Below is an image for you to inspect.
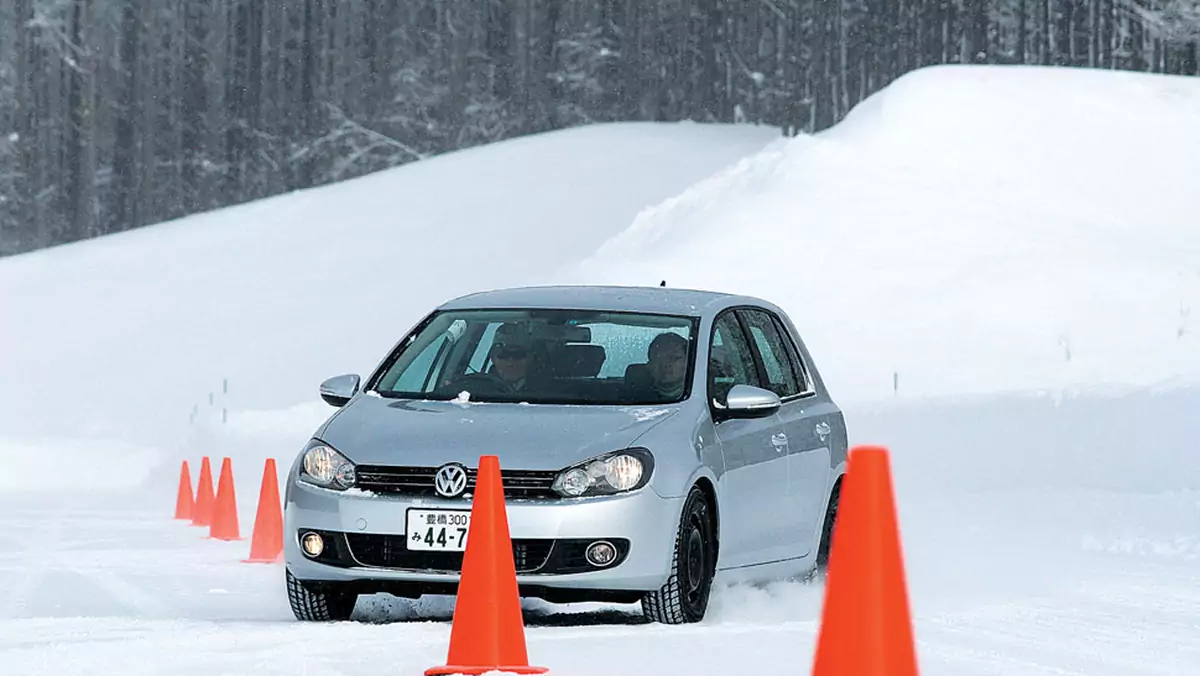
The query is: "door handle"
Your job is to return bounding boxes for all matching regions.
[815,422,831,440]
[771,433,788,451]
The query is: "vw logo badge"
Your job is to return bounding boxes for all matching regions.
[433,463,469,498]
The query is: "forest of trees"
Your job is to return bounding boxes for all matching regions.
[1,0,1197,257]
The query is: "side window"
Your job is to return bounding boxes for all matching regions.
[741,309,801,398]
[708,312,761,403]
[772,315,813,393]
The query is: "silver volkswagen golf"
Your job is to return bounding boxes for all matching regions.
[284,285,847,624]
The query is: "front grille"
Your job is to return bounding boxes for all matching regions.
[354,465,559,499]
[345,533,554,573]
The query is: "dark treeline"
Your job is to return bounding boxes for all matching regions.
[1,0,1197,256]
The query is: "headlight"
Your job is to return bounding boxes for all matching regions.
[299,440,357,490]
[552,448,654,498]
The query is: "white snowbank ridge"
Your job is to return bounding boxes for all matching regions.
[575,65,1200,403]
[0,121,779,464]
[0,438,159,493]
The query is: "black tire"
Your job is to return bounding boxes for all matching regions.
[815,481,841,571]
[286,568,358,621]
[641,486,717,625]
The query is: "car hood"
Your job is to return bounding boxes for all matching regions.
[316,394,682,470]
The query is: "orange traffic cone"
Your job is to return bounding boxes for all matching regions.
[243,458,283,563]
[174,460,194,520]
[208,457,241,541]
[426,455,547,676]
[191,456,215,527]
[811,445,919,675]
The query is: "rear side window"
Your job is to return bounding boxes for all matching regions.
[587,323,688,378]
[770,314,814,395]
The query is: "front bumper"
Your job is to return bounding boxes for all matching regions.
[283,475,684,603]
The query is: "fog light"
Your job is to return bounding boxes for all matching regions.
[301,532,324,558]
[585,540,617,567]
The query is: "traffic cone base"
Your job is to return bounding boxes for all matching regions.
[811,445,918,676]
[426,666,547,675]
[242,554,282,563]
[426,455,547,676]
[243,458,284,563]
[208,456,241,541]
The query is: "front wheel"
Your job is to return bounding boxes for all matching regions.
[816,481,841,571]
[641,487,717,624]
[800,481,842,584]
[286,568,358,621]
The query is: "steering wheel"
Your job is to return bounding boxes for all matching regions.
[441,371,516,396]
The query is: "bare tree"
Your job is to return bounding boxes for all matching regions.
[0,0,1196,257]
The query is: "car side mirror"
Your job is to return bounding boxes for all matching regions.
[319,374,361,407]
[720,384,781,419]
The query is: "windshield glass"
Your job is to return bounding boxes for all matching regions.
[370,308,698,405]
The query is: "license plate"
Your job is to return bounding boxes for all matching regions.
[406,508,471,551]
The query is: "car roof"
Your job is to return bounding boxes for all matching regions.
[437,284,772,317]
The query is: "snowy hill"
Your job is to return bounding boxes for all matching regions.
[0,121,779,476]
[2,65,1200,676]
[576,65,1200,403]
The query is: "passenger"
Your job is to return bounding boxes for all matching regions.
[643,332,689,400]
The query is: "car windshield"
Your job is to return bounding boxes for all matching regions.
[369,308,698,405]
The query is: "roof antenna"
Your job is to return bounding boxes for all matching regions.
[660,280,666,287]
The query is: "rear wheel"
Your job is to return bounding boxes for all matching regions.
[286,568,358,621]
[641,486,717,624]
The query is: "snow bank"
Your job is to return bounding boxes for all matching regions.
[574,65,1200,403]
[0,438,160,494]
[0,121,779,489]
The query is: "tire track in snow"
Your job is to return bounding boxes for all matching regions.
[0,510,64,619]
[919,592,1200,676]
[0,507,183,620]
[78,566,177,619]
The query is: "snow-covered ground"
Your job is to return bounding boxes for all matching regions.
[3,65,1200,675]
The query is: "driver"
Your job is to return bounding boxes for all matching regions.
[490,322,537,391]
